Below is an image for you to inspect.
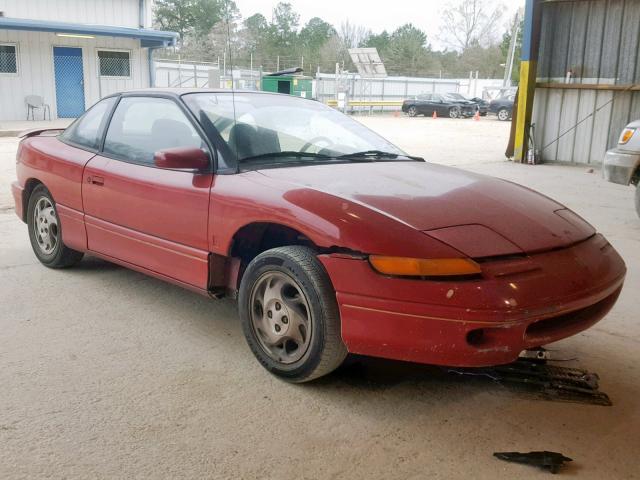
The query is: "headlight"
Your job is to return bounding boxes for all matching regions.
[369,256,481,277]
[619,128,636,145]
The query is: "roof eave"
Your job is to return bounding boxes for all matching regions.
[0,17,178,48]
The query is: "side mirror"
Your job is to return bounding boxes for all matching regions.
[154,147,209,170]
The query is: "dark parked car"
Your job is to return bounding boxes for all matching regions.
[489,94,516,121]
[402,93,476,118]
[446,93,489,116]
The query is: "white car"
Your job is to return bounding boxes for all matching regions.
[603,120,640,217]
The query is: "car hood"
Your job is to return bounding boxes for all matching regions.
[256,162,595,256]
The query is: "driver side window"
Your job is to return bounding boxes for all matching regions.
[103,97,205,165]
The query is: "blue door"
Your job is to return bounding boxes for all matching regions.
[53,47,86,118]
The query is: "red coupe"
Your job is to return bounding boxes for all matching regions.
[12,89,626,382]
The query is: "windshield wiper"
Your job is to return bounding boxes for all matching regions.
[240,151,332,163]
[337,150,424,161]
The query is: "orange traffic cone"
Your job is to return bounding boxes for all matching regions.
[473,110,480,121]
[432,110,438,119]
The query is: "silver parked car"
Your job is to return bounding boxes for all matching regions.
[603,120,640,217]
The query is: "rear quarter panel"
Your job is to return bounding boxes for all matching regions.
[17,136,96,251]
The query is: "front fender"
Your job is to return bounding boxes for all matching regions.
[209,172,464,259]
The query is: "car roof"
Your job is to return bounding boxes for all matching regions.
[112,88,288,98]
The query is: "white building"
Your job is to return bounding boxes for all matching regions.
[0,0,177,121]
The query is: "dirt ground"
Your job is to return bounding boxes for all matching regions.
[1,115,639,479]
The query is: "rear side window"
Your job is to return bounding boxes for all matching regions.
[61,97,117,150]
[103,97,204,165]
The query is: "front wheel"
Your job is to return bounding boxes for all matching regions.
[407,106,418,117]
[449,106,461,119]
[497,108,511,121]
[27,184,83,268]
[238,246,347,382]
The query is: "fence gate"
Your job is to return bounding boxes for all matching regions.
[53,47,86,118]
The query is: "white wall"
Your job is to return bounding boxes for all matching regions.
[0,0,146,28]
[0,30,150,121]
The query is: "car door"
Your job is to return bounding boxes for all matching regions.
[431,95,447,116]
[416,94,432,115]
[82,95,214,290]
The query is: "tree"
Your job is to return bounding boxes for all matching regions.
[363,31,391,53]
[383,24,436,76]
[154,0,238,48]
[241,13,269,54]
[299,17,336,71]
[154,0,200,44]
[318,34,350,72]
[500,13,523,84]
[339,20,370,49]
[299,17,335,51]
[269,2,300,49]
[440,0,506,51]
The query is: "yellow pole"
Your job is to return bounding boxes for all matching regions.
[513,0,543,163]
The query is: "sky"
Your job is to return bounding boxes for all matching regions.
[233,0,525,50]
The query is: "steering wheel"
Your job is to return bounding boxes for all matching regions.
[300,136,333,153]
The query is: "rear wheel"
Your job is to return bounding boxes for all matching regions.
[497,108,510,121]
[407,106,418,117]
[238,246,347,382]
[27,185,83,268]
[449,106,461,119]
[635,182,640,219]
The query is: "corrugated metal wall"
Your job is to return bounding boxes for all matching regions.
[0,30,150,121]
[532,0,640,164]
[0,0,144,29]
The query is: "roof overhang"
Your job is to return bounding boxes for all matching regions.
[0,17,178,48]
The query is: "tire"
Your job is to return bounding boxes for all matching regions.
[497,108,510,121]
[449,106,461,119]
[635,182,640,219]
[238,246,347,383]
[407,106,418,117]
[27,184,83,268]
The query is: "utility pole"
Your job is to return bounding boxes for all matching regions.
[504,10,521,87]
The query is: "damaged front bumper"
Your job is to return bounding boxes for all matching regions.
[319,234,626,367]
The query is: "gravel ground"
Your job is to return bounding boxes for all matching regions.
[1,115,639,479]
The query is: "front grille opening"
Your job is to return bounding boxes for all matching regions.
[525,288,621,340]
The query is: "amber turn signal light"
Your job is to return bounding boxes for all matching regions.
[369,256,482,277]
[619,128,635,145]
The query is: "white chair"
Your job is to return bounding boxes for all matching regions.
[26,95,51,121]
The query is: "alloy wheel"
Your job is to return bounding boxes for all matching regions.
[498,109,510,121]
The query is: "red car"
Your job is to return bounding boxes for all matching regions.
[12,89,626,382]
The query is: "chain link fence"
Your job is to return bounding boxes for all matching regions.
[153,59,505,113]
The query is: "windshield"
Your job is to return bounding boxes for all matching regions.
[183,92,406,165]
[444,93,465,101]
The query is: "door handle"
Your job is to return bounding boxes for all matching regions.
[87,176,104,186]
